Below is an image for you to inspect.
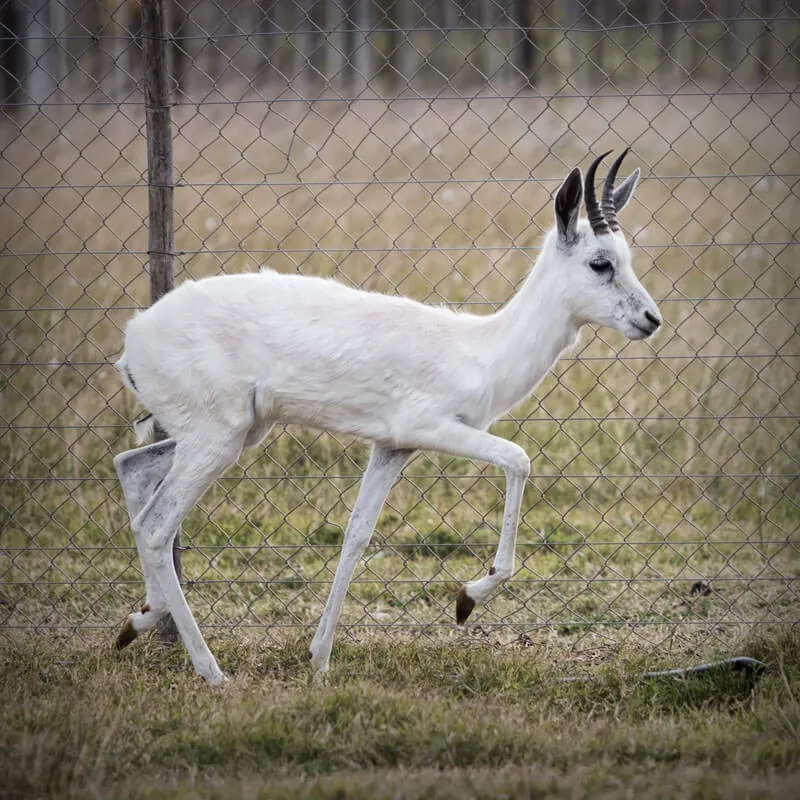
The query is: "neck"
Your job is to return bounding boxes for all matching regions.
[479,251,580,420]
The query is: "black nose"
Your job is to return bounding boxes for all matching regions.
[644,310,661,329]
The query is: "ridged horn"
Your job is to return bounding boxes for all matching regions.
[585,151,612,236]
[602,147,630,232]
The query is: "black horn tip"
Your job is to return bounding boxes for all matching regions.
[586,150,614,181]
[585,150,613,236]
[606,148,631,186]
[603,148,631,233]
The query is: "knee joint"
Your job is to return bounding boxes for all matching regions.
[506,446,531,479]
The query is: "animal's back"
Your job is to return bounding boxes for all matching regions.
[118,271,489,444]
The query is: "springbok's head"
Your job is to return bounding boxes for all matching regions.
[551,150,661,340]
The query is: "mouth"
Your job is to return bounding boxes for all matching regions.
[628,321,657,339]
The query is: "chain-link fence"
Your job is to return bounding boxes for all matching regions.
[2,1,798,660]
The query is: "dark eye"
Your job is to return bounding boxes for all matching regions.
[589,258,613,274]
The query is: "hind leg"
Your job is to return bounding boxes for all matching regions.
[133,435,244,684]
[114,439,176,648]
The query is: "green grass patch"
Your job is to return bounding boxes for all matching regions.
[1,627,798,799]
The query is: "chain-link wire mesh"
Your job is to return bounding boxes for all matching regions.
[2,1,798,660]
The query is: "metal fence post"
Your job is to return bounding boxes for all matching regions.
[141,0,179,645]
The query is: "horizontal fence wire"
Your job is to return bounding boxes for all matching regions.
[1,0,799,660]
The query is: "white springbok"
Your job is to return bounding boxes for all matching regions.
[113,150,661,684]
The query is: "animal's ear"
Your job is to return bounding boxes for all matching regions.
[613,168,640,214]
[554,167,583,246]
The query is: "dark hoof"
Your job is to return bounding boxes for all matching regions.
[115,618,138,650]
[455,587,476,625]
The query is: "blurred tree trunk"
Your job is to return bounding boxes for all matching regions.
[587,0,608,89]
[271,0,293,81]
[170,0,190,99]
[441,0,459,35]
[656,0,679,87]
[757,0,778,81]
[512,0,534,87]
[396,0,420,89]
[351,0,375,94]
[722,0,746,84]
[657,0,697,86]
[436,0,463,86]
[253,0,279,87]
[1,1,23,107]
[476,0,505,87]
[226,0,262,91]
[20,0,59,106]
[552,0,582,91]
[48,0,68,89]
[105,0,140,102]
[525,1,557,87]
[183,0,226,96]
[325,0,348,90]
[291,0,317,86]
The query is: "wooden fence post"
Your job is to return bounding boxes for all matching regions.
[141,0,180,645]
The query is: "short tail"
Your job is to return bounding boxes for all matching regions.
[133,413,155,445]
[115,353,135,392]
[115,351,157,445]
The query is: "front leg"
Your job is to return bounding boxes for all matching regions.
[455,457,526,623]
[408,423,530,625]
[309,444,413,676]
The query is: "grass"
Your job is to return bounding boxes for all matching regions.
[1,626,799,798]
